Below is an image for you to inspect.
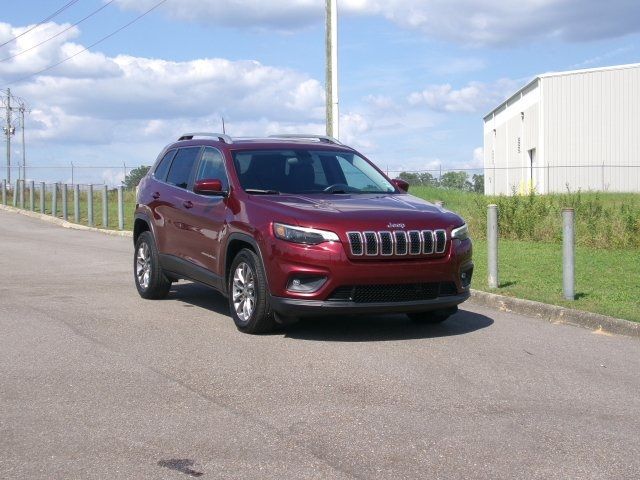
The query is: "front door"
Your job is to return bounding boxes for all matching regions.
[180,147,230,280]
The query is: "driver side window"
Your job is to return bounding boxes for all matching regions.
[195,147,229,190]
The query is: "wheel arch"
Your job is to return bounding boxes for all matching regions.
[133,213,154,244]
[224,233,270,292]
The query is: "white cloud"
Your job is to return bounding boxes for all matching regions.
[408,79,518,113]
[0,22,326,149]
[112,0,640,45]
[365,94,399,112]
[101,168,125,186]
[0,22,120,78]
[473,146,483,166]
[339,112,372,149]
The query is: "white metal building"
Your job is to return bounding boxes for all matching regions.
[483,63,640,195]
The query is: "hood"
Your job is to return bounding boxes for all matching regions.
[251,193,464,232]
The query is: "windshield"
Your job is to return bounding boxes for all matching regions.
[231,149,396,194]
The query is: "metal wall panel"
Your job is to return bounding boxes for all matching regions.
[542,65,640,193]
[485,64,640,194]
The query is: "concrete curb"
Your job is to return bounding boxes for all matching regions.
[469,289,640,338]
[0,204,133,238]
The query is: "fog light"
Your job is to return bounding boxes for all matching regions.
[287,275,327,293]
[461,267,473,288]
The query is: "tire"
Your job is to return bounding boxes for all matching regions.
[407,306,458,324]
[227,248,276,334]
[134,231,172,299]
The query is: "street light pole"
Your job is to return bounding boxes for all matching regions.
[325,0,339,139]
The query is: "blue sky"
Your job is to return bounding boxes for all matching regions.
[1,0,639,184]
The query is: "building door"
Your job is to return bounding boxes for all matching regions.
[528,148,537,193]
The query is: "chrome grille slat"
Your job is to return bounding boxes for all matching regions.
[363,231,378,256]
[435,229,446,253]
[379,231,393,255]
[346,229,447,257]
[408,230,421,255]
[422,230,434,254]
[347,231,363,256]
[393,231,408,255]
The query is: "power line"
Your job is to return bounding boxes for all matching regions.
[0,0,82,49]
[1,0,117,63]
[4,0,168,87]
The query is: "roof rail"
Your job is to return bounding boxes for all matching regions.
[178,132,233,144]
[268,134,342,145]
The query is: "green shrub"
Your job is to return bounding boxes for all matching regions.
[410,185,640,249]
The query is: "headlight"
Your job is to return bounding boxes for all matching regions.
[451,223,469,241]
[273,223,339,245]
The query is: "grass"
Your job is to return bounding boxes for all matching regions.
[411,185,640,249]
[472,239,640,323]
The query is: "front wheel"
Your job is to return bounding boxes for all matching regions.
[134,231,171,299]
[228,249,276,334]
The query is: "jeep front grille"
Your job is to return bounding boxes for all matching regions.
[346,229,447,257]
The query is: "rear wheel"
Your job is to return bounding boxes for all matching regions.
[134,231,171,299]
[407,306,458,324]
[228,249,276,334]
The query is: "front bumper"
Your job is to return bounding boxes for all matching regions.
[263,235,473,302]
[270,291,470,317]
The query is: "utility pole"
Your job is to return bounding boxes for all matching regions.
[20,104,26,182]
[4,89,12,183]
[325,0,339,139]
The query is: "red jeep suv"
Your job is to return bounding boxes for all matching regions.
[134,133,473,333]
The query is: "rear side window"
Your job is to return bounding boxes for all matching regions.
[154,150,175,181]
[166,147,200,189]
[195,147,229,190]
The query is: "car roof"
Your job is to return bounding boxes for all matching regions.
[165,137,356,153]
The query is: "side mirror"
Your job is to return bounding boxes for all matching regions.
[392,178,409,193]
[194,179,227,196]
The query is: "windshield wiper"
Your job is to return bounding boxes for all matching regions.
[245,189,280,195]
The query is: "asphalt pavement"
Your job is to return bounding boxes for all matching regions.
[1,209,639,479]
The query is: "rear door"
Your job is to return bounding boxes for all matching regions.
[145,149,176,254]
[161,146,202,261]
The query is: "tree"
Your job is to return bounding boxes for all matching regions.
[440,171,471,190]
[419,172,438,187]
[398,171,421,185]
[124,165,151,188]
[397,171,439,187]
[472,174,484,193]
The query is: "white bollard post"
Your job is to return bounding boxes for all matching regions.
[40,182,45,213]
[87,184,94,227]
[487,204,499,289]
[563,208,575,300]
[117,186,124,230]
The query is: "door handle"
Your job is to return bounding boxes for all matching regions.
[152,192,160,199]
[183,200,194,209]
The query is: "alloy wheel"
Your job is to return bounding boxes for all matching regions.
[232,262,256,322]
[136,242,151,289]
